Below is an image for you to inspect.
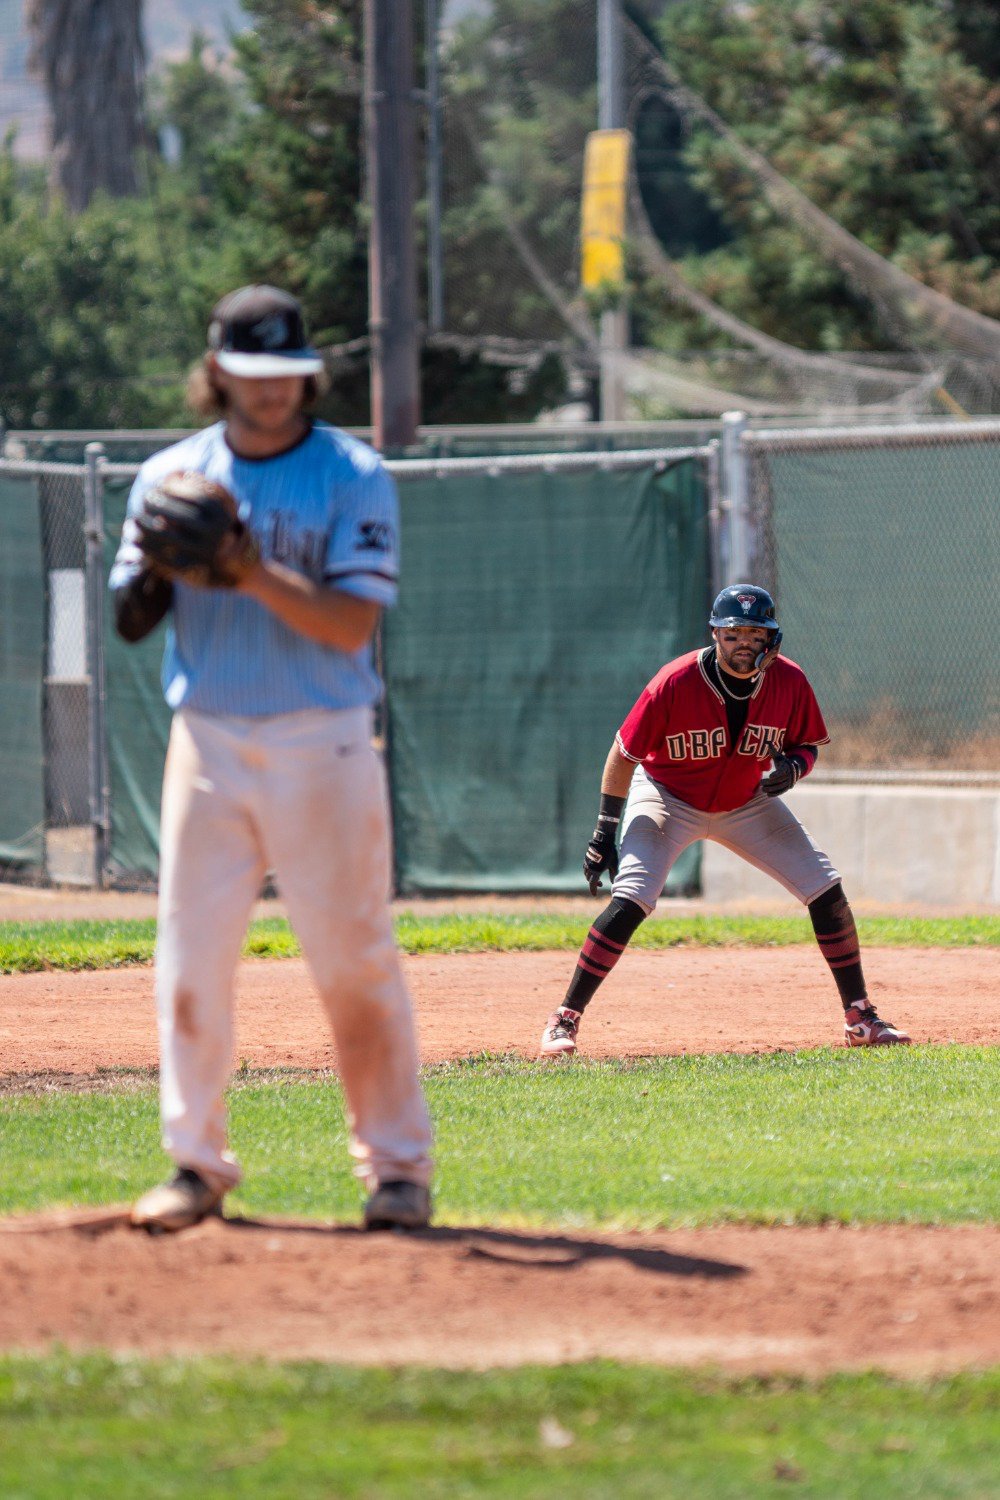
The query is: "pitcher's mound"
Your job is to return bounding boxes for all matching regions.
[0,1213,996,1375]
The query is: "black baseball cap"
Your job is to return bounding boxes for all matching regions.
[207,285,325,377]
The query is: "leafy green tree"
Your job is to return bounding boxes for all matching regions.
[1,0,571,432]
[218,1,368,350]
[151,31,242,196]
[147,0,560,426]
[656,0,1000,349]
[440,0,597,344]
[947,1,1000,80]
[0,145,178,426]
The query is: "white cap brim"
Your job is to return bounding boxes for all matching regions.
[215,350,325,377]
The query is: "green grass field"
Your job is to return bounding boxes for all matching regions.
[2,1051,996,1225]
[1,1357,997,1498]
[0,911,995,973]
[2,918,996,1495]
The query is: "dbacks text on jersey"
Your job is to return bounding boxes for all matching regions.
[663,725,787,760]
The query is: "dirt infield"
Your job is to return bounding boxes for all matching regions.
[0,946,996,1076]
[0,1212,997,1375]
[0,945,996,1374]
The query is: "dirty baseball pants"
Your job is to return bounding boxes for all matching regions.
[155,705,432,1195]
[613,766,840,912]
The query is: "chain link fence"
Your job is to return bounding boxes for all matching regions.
[0,455,104,884]
[739,419,1000,770]
[1,420,996,888]
[99,447,711,893]
[3,421,718,465]
[4,413,974,466]
[0,442,712,889]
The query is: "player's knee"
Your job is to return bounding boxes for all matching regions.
[587,895,649,956]
[331,985,406,1059]
[308,920,396,993]
[808,881,850,924]
[320,962,409,1029]
[605,896,649,940]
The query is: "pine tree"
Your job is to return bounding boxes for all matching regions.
[657,0,1000,346]
[28,0,147,212]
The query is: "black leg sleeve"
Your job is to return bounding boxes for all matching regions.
[563,897,647,1013]
[808,882,868,1010]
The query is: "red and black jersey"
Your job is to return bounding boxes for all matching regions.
[617,648,829,813]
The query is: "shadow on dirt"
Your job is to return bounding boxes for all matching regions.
[0,1207,747,1279]
[221,1214,747,1280]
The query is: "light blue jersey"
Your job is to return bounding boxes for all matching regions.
[109,421,399,714]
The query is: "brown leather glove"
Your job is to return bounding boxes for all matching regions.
[134,471,260,588]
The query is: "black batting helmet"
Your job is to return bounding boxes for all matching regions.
[709,583,780,633]
[709,584,783,666]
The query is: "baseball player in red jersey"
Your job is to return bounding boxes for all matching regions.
[540,584,911,1056]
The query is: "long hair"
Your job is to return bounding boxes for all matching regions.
[185,355,329,418]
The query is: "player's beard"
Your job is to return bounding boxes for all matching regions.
[716,640,760,678]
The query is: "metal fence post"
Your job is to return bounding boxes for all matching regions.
[720,410,750,583]
[83,443,110,887]
[704,439,724,600]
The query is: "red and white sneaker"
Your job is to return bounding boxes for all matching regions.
[540,1006,582,1057]
[844,1005,911,1047]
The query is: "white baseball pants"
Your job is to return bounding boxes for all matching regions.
[613,766,840,913]
[155,705,432,1194]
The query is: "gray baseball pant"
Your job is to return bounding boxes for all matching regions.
[612,767,840,913]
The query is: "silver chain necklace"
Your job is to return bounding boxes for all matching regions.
[712,651,758,701]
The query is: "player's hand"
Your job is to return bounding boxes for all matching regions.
[760,753,804,798]
[583,825,619,895]
[135,471,259,589]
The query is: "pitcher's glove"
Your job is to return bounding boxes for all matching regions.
[134,471,260,588]
[760,752,807,798]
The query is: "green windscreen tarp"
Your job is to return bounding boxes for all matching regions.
[0,475,46,866]
[101,458,709,892]
[385,458,708,892]
[763,443,1000,761]
[103,477,171,879]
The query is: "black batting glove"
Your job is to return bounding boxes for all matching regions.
[583,793,626,894]
[760,753,806,798]
[583,826,619,895]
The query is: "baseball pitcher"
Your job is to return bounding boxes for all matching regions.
[540,585,911,1056]
[111,285,433,1232]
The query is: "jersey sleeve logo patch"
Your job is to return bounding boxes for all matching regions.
[358,520,393,552]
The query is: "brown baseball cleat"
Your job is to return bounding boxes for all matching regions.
[844,1005,912,1047]
[539,1006,582,1057]
[363,1179,432,1231]
[131,1167,226,1234]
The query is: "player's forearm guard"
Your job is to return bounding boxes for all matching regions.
[597,792,627,827]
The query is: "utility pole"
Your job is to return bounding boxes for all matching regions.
[425,0,445,333]
[365,0,421,450]
[597,0,628,421]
